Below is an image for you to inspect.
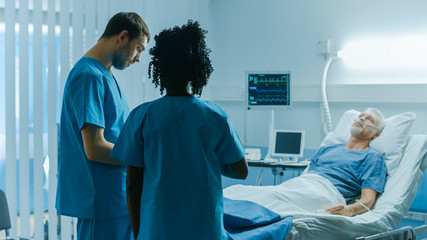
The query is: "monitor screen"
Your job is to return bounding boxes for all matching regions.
[247,72,291,109]
[272,130,305,158]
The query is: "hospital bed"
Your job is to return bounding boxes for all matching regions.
[225,110,427,239]
[286,134,427,240]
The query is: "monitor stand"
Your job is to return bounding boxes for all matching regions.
[280,156,298,163]
[266,110,275,159]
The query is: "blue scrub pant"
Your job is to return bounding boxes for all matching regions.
[77,215,132,240]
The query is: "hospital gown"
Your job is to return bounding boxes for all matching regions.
[309,144,387,202]
[111,96,245,240]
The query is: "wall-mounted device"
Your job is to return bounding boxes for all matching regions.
[246,72,291,110]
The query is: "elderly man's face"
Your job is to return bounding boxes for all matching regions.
[350,111,381,140]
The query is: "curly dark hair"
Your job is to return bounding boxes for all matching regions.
[148,20,213,97]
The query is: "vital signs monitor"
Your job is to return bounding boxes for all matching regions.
[246,72,291,110]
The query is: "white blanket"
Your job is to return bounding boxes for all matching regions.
[223,173,346,217]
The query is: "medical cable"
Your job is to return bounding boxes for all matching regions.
[357,200,394,240]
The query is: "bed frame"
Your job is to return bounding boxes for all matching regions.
[356,225,427,240]
[357,212,427,240]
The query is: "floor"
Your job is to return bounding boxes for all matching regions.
[1,216,426,239]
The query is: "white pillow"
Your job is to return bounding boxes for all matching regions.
[322,109,416,176]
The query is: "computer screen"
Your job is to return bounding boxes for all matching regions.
[247,72,291,109]
[271,129,305,159]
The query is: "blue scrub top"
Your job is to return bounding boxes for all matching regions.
[111,96,245,240]
[56,57,130,219]
[309,144,387,203]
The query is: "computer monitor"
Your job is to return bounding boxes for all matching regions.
[271,129,305,161]
[246,72,291,110]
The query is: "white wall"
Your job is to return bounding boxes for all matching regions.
[117,0,427,150]
[209,0,427,149]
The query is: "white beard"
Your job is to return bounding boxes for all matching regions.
[350,125,363,135]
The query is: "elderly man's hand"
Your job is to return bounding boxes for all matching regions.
[325,205,352,216]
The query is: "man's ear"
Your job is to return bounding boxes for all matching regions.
[117,30,129,44]
[372,130,381,140]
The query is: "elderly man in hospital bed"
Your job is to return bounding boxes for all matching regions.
[224,107,387,217]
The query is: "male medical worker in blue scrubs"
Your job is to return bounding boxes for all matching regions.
[111,20,249,240]
[56,12,150,240]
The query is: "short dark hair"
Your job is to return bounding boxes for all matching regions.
[100,12,150,42]
[148,20,213,97]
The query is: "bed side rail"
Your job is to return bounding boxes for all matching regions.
[355,226,416,240]
[414,223,427,237]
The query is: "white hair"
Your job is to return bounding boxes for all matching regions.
[365,107,386,131]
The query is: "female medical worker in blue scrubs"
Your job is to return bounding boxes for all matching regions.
[111,20,249,240]
[56,13,150,240]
